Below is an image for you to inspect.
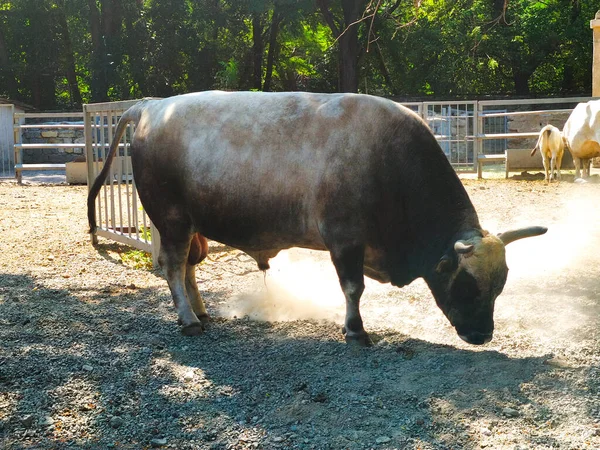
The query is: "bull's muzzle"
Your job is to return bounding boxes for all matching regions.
[458,330,493,345]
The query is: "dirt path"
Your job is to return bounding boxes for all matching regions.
[0,177,599,449]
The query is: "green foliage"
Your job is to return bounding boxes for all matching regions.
[120,249,153,270]
[0,0,595,107]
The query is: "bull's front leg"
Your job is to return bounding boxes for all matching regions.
[329,245,371,347]
[159,240,204,336]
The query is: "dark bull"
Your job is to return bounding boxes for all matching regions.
[88,91,547,346]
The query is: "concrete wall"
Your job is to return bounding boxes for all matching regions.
[507,112,571,150]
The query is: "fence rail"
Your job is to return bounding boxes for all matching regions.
[13,111,85,183]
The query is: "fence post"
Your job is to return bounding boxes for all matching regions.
[476,101,483,178]
[83,104,98,245]
[591,11,600,97]
[13,107,23,184]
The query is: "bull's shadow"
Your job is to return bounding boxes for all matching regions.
[1,272,596,450]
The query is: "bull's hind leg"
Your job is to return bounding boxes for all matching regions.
[328,244,371,347]
[159,235,204,336]
[185,233,210,325]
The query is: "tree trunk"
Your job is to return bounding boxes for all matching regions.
[88,0,108,102]
[57,2,83,107]
[318,0,366,93]
[513,69,531,96]
[338,0,364,92]
[263,10,283,92]
[252,14,264,90]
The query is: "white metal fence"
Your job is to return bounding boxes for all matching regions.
[13,111,84,183]
[84,100,160,265]
[0,104,15,178]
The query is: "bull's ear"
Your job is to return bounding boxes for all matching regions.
[436,255,454,273]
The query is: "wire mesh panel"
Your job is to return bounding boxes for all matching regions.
[422,101,477,171]
[84,100,160,264]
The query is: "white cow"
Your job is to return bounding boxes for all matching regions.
[530,124,564,182]
[563,99,600,179]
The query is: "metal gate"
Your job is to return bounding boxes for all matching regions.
[0,104,15,178]
[84,100,160,265]
[421,101,477,170]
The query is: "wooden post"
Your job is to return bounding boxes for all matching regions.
[591,11,600,97]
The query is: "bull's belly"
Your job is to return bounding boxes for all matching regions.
[573,140,600,159]
[189,207,325,254]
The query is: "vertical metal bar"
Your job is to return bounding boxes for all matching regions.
[132,168,140,241]
[94,113,103,232]
[124,123,132,238]
[476,102,482,177]
[13,110,22,184]
[107,111,116,232]
[100,112,109,230]
[141,207,149,244]
[114,114,124,234]
[83,105,98,244]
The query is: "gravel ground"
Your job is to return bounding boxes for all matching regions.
[1,173,599,450]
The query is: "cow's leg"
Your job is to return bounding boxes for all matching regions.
[574,156,582,179]
[329,244,370,346]
[542,154,550,182]
[556,152,563,181]
[549,155,556,182]
[185,234,210,325]
[159,237,203,336]
[584,159,591,178]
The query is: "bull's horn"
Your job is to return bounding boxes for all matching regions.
[498,226,548,245]
[454,241,475,254]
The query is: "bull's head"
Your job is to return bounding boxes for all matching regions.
[426,227,547,345]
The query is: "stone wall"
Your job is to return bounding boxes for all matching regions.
[21,122,85,164]
[506,111,571,150]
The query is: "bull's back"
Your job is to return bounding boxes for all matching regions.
[131,92,419,249]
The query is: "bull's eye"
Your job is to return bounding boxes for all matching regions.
[451,270,481,303]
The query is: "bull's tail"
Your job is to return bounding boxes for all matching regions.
[87,100,147,234]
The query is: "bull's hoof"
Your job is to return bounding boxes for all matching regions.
[178,313,210,326]
[181,321,204,336]
[342,328,373,347]
[345,333,373,347]
[197,313,210,325]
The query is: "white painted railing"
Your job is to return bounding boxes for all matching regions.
[84,100,161,266]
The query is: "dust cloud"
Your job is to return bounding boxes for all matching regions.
[215,186,600,346]
[485,187,600,345]
[216,249,346,323]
